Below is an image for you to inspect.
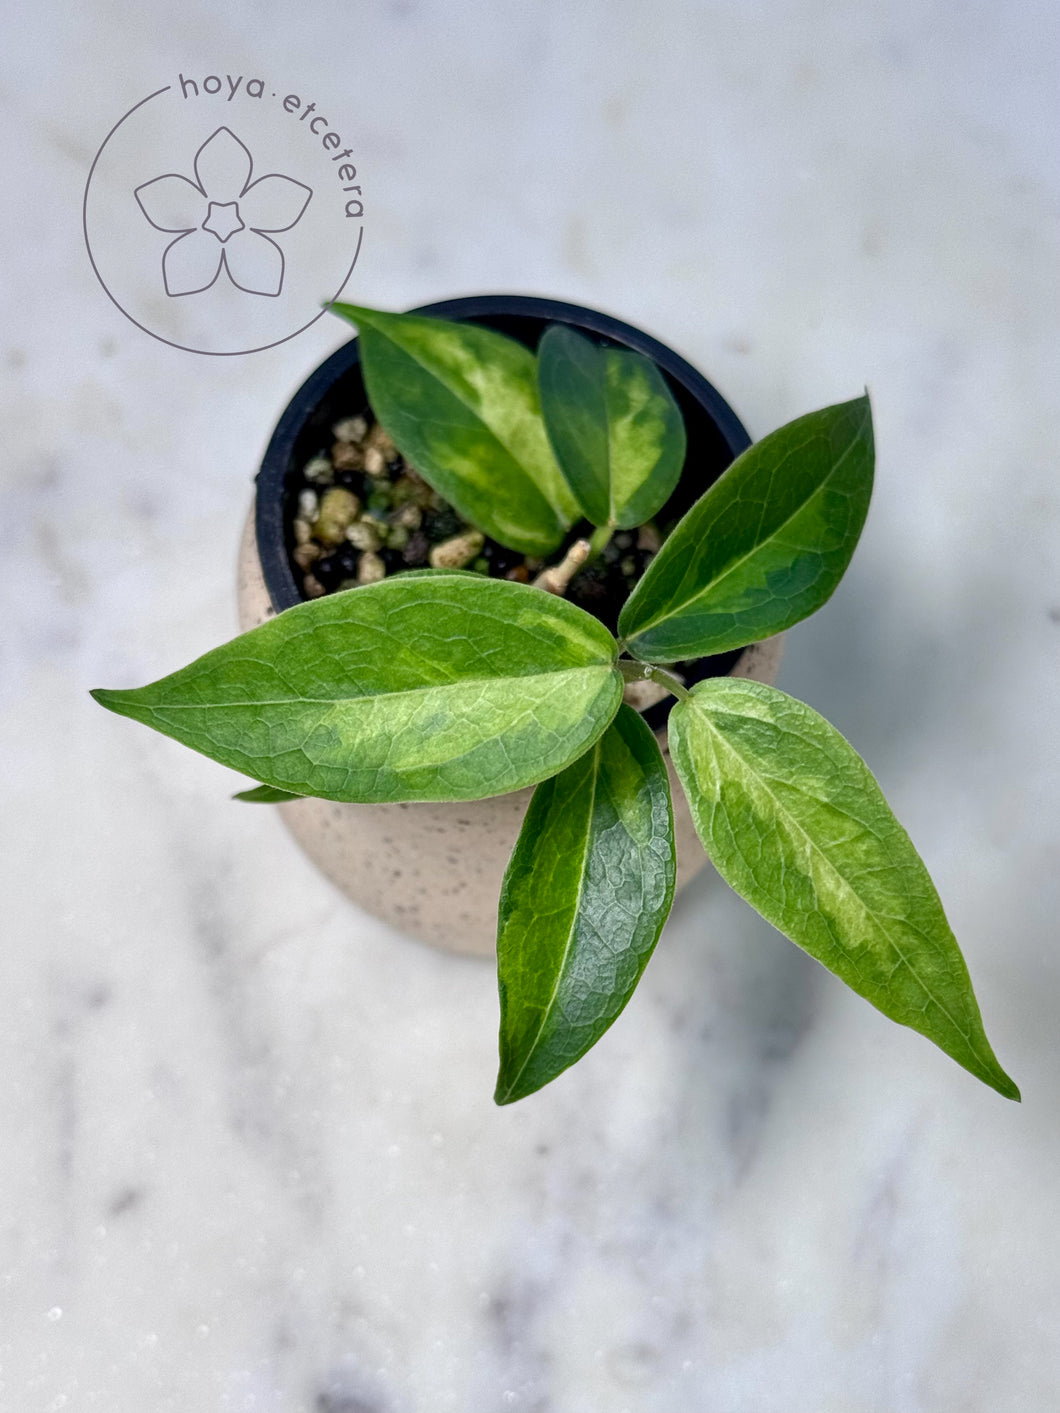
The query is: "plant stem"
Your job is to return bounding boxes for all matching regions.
[586,523,615,562]
[616,658,691,702]
[532,538,591,596]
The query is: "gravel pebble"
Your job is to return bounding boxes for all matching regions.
[332,441,364,471]
[332,415,367,442]
[313,487,361,545]
[402,531,429,566]
[346,520,382,552]
[430,530,485,570]
[392,475,432,508]
[366,425,397,458]
[357,551,386,584]
[293,542,321,569]
[303,456,334,486]
[364,445,386,477]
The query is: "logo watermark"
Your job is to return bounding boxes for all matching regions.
[83,74,365,355]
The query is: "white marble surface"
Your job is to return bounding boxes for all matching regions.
[3,2,1059,1408]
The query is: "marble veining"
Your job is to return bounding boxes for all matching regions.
[2,1,1059,1409]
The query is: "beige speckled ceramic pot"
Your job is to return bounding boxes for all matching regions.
[236,511,783,956]
[240,296,784,956]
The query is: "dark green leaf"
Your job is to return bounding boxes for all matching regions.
[494,704,676,1104]
[92,574,622,805]
[233,784,304,803]
[669,678,1019,1100]
[536,324,686,529]
[619,395,874,662]
[331,303,579,556]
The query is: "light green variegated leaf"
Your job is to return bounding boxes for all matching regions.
[536,324,686,529]
[495,704,675,1105]
[92,574,622,804]
[331,303,579,556]
[669,678,1019,1100]
[233,784,304,803]
[619,395,874,662]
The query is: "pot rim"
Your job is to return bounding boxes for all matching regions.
[254,294,751,615]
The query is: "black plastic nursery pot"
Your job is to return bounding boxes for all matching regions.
[253,294,753,729]
[238,295,784,956]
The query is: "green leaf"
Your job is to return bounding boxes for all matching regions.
[92,574,622,805]
[495,704,676,1105]
[669,678,1019,1100]
[618,395,874,662]
[233,783,304,803]
[536,324,686,529]
[331,303,579,556]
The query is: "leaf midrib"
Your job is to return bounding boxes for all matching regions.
[365,321,565,530]
[690,700,987,1073]
[595,346,618,524]
[499,741,601,1101]
[133,663,617,712]
[627,408,867,640]
[560,340,612,522]
[605,353,665,528]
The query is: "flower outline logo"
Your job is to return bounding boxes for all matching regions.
[134,127,312,298]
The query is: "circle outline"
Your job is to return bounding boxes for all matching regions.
[82,85,363,356]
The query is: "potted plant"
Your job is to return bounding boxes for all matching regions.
[92,298,1019,1108]
[236,296,784,958]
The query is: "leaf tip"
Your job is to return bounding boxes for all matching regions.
[852,387,874,430]
[233,783,303,804]
[90,686,133,717]
[990,1067,1021,1103]
[493,1048,545,1105]
[492,1070,522,1106]
[327,300,375,328]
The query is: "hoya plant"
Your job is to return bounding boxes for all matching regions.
[92,304,1019,1107]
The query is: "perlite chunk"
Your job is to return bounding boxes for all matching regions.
[332,415,368,443]
[345,519,383,552]
[357,551,386,584]
[303,456,334,486]
[429,530,485,570]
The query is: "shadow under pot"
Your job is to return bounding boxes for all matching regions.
[237,295,784,957]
